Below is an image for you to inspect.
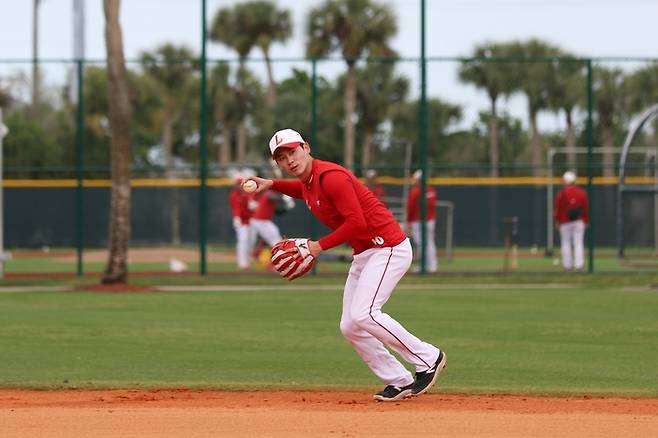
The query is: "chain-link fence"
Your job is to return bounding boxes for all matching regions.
[1,21,657,275]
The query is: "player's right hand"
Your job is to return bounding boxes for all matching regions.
[244,176,273,194]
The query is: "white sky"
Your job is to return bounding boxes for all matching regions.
[1,0,657,130]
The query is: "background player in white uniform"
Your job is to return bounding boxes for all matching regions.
[250,190,295,246]
[229,171,256,269]
[246,128,446,401]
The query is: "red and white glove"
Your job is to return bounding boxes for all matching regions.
[270,238,316,281]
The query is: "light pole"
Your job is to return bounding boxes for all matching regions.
[0,108,8,278]
[32,0,41,117]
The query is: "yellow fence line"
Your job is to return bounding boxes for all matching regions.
[2,176,656,188]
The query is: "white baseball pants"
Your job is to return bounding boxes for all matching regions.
[340,238,441,387]
[250,219,283,246]
[235,223,254,269]
[559,220,585,270]
[410,220,438,272]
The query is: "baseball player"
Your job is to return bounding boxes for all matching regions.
[246,128,446,401]
[406,169,438,273]
[554,170,589,271]
[229,174,255,269]
[251,189,295,246]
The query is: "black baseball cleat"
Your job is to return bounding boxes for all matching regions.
[373,383,414,402]
[411,350,447,396]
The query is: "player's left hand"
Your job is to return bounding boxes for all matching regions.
[270,238,316,281]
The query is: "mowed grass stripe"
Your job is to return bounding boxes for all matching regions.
[0,285,656,396]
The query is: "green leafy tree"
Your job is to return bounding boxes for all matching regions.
[472,111,528,175]
[459,43,517,177]
[80,66,160,176]
[255,68,342,162]
[352,61,408,172]
[2,110,67,178]
[623,63,658,147]
[140,44,198,245]
[139,44,197,173]
[306,0,397,170]
[390,98,462,170]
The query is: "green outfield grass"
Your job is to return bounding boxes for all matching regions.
[1,279,657,396]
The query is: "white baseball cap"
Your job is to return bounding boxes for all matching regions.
[563,170,576,184]
[269,129,305,155]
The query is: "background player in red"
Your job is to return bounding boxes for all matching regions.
[229,172,255,269]
[365,169,387,207]
[554,170,589,271]
[406,169,438,273]
[246,128,446,402]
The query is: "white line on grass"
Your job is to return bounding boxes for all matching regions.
[154,283,578,292]
[0,286,65,293]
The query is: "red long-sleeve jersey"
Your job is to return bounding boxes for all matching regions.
[555,185,589,225]
[229,188,252,225]
[406,184,437,222]
[272,159,406,254]
[367,183,387,207]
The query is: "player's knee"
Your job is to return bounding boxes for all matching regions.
[339,318,359,338]
[352,310,377,330]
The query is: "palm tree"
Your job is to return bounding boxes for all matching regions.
[140,44,197,245]
[102,0,132,284]
[306,0,397,171]
[352,61,408,172]
[237,1,291,107]
[459,43,516,177]
[209,5,257,162]
[593,66,625,177]
[209,62,238,166]
[391,98,462,166]
[546,55,585,170]
[508,39,561,177]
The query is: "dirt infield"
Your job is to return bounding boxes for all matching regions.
[1,390,657,437]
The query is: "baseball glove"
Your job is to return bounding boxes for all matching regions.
[270,238,316,281]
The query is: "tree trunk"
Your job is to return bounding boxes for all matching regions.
[565,109,577,170]
[102,0,132,284]
[219,119,232,167]
[489,97,499,177]
[264,54,276,108]
[361,128,374,174]
[529,107,543,177]
[602,124,615,177]
[237,123,247,163]
[163,117,180,245]
[344,63,356,171]
[31,0,40,119]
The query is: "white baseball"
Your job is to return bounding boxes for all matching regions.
[242,180,258,193]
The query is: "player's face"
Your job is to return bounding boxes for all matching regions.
[273,144,312,179]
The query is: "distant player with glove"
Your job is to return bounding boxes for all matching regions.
[244,128,446,401]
